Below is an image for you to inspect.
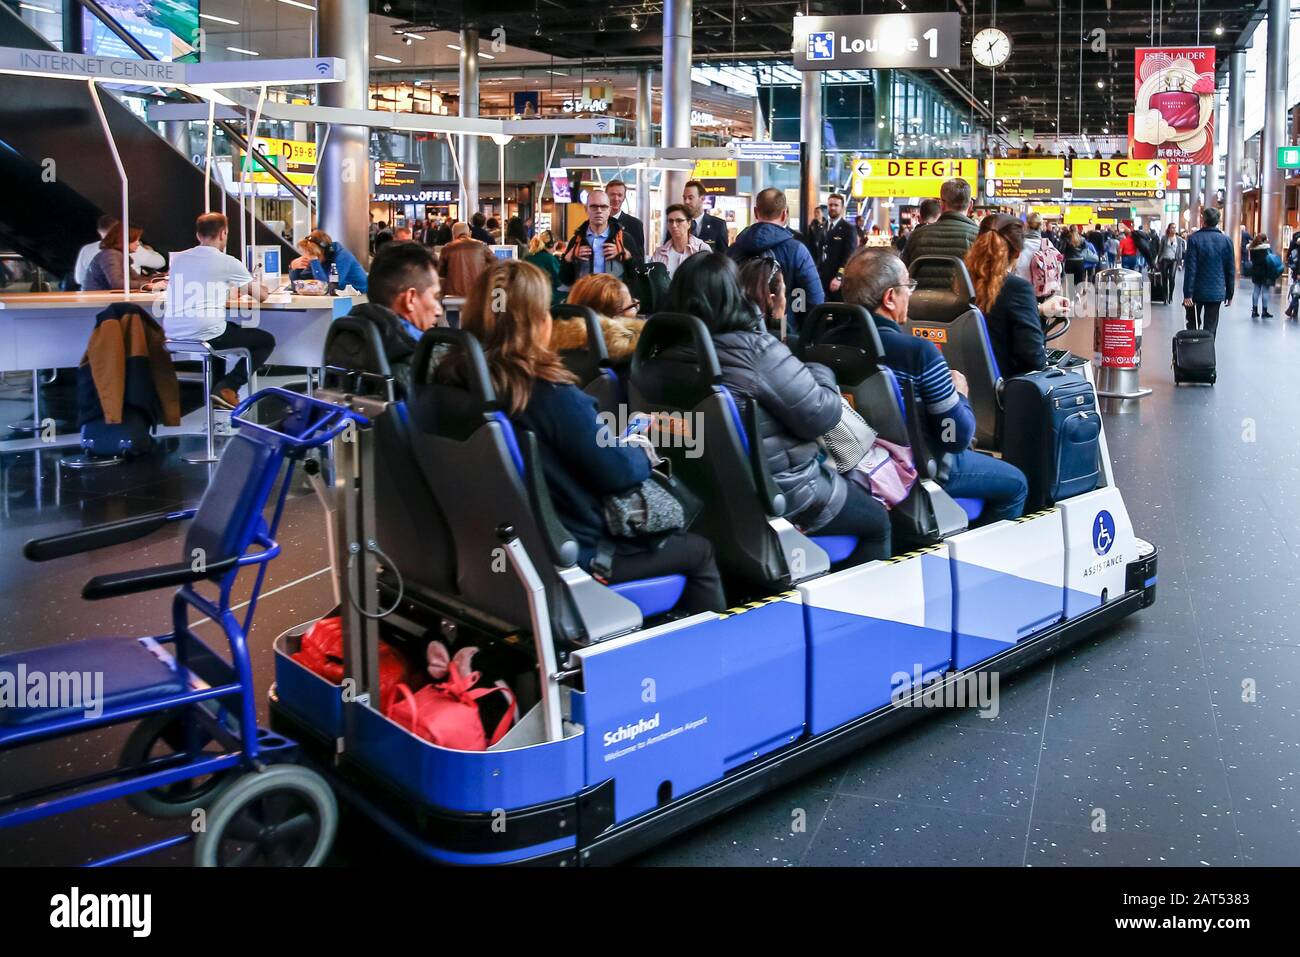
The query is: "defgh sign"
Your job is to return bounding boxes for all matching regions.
[793,13,962,71]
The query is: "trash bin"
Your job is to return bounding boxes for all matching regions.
[1093,268,1153,414]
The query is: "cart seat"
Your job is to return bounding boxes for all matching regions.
[609,575,687,617]
[0,636,182,730]
[809,535,858,564]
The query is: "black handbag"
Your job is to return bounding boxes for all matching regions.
[624,260,670,315]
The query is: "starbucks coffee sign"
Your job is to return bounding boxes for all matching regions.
[793,13,962,71]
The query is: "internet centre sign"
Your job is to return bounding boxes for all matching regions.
[792,13,962,71]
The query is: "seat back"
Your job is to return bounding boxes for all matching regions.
[553,303,622,416]
[629,312,827,591]
[801,303,969,545]
[409,329,642,645]
[183,432,278,573]
[320,319,459,597]
[901,255,1002,449]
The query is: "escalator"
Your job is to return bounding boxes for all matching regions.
[0,4,293,280]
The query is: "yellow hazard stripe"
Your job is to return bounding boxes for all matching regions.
[717,589,797,619]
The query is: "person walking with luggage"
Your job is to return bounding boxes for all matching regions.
[1182,207,1235,337]
[1249,233,1280,319]
[1156,224,1185,305]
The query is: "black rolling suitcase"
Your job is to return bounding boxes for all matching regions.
[1150,270,1167,303]
[1173,304,1216,385]
[1000,368,1101,511]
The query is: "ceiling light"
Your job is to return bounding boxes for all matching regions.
[547,70,568,76]
[18,2,55,11]
[375,54,402,64]
[447,43,461,51]
[1102,127,1110,134]
[1000,115,1007,122]
[226,46,260,56]
[275,0,316,10]
[1214,25,1224,36]
[630,15,640,30]
[1096,80,1105,88]
[404,33,426,40]
[479,52,495,59]
[199,13,239,25]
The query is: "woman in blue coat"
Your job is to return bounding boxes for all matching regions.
[289,229,368,293]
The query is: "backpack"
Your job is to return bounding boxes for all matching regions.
[1029,242,1065,297]
[1266,251,1284,282]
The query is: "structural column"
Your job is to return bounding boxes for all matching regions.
[317,0,370,265]
[751,93,767,197]
[1224,49,1246,261]
[636,66,654,240]
[163,120,190,156]
[458,29,480,220]
[1259,0,1289,248]
[661,0,692,204]
[1189,164,1203,232]
[799,70,822,234]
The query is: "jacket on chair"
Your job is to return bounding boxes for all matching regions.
[77,302,180,428]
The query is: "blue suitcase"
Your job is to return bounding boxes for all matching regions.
[999,368,1101,510]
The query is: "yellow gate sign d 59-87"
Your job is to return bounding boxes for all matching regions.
[850,157,979,198]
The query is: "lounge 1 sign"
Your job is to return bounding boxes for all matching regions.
[792,13,962,71]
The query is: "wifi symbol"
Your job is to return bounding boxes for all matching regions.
[315,61,330,76]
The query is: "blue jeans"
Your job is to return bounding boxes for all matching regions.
[1121,254,1139,271]
[1252,282,1271,311]
[943,450,1028,523]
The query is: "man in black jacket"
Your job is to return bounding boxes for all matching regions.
[469,212,494,245]
[606,179,645,258]
[336,242,444,398]
[817,192,859,300]
[674,179,730,252]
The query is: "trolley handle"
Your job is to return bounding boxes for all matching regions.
[231,387,370,450]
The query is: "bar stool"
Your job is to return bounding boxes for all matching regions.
[165,339,257,464]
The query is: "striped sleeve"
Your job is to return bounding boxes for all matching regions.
[918,352,959,413]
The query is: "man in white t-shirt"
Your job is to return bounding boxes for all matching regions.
[163,212,273,409]
[73,213,166,287]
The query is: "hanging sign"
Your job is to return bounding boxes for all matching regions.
[850,157,979,199]
[792,13,962,70]
[1063,206,1096,225]
[1132,46,1216,165]
[985,158,1066,200]
[1070,159,1166,201]
[239,137,317,186]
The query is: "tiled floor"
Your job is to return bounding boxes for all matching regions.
[2,287,1298,866]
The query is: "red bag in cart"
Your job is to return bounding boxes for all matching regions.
[291,616,417,712]
[388,643,517,751]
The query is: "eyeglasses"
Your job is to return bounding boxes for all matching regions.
[588,203,610,211]
[667,218,689,225]
[894,280,919,292]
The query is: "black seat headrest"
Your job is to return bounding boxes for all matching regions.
[321,317,393,396]
[801,303,886,360]
[631,312,722,409]
[907,255,978,323]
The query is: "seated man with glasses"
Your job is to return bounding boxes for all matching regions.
[560,188,643,287]
[837,247,1027,524]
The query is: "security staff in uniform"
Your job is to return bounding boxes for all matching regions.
[817,192,859,301]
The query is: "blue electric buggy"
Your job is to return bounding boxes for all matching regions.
[0,389,363,866]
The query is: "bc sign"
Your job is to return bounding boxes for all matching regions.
[793,13,962,71]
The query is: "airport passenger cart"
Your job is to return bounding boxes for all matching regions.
[272,320,1158,866]
[1,389,361,866]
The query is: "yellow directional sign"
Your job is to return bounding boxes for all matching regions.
[1063,206,1095,225]
[692,159,739,179]
[850,157,979,198]
[1071,158,1166,200]
[985,158,1066,200]
[239,136,317,186]
[1030,205,1064,217]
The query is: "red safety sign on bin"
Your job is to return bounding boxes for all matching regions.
[1099,317,1138,369]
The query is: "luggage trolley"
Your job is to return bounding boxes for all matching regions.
[1,389,364,866]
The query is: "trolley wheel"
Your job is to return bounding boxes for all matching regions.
[121,711,235,818]
[194,765,337,867]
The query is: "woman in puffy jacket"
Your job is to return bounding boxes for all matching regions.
[642,252,891,567]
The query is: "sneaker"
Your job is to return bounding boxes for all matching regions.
[211,388,239,410]
[1251,309,1259,318]
[1263,310,1274,318]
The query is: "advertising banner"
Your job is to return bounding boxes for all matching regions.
[793,13,962,71]
[1132,46,1216,165]
[83,0,198,61]
[1070,158,1166,202]
[985,158,1066,200]
[850,157,979,199]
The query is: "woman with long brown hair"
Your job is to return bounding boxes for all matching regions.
[434,259,725,614]
[966,214,1047,377]
[82,223,148,292]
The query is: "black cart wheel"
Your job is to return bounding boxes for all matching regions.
[121,711,235,818]
[194,765,337,867]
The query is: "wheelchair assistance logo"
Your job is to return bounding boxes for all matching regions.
[807,32,835,61]
[1093,510,1116,556]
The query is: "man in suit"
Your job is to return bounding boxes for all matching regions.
[673,179,730,252]
[605,179,645,259]
[817,192,859,300]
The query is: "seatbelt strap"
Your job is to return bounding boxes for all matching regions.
[590,539,616,582]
